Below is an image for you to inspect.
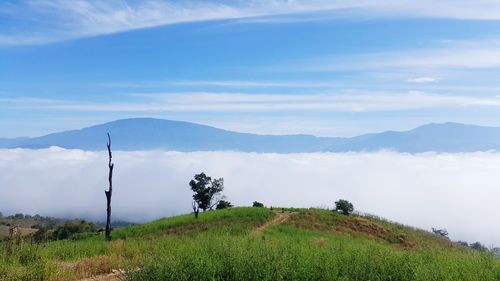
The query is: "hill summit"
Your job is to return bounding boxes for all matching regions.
[1,207,498,280]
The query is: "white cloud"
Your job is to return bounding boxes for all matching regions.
[406,77,440,83]
[0,148,499,247]
[0,0,360,45]
[297,39,500,72]
[98,80,334,89]
[292,40,500,74]
[3,91,500,113]
[3,1,500,45]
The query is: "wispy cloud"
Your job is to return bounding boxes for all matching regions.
[0,0,362,45]
[3,91,500,113]
[98,80,334,89]
[406,77,440,83]
[3,1,500,45]
[295,39,500,73]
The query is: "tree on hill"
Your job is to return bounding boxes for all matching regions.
[470,242,488,252]
[33,227,50,243]
[432,228,449,239]
[216,200,233,210]
[334,199,354,215]
[13,213,24,219]
[52,220,97,240]
[252,201,264,207]
[189,172,225,218]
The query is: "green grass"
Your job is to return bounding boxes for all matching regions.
[0,207,498,281]
[130,231,499,281]
[113,207,274,239]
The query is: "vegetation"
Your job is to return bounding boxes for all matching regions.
[189,173,225,218]
[470,241,489,252]
[0,214,68,242]
[0,213,65,231]
[334,199,354,215]
[432,228,449,239]
[0,207,498,281]
[252,201,264,208]
[216,200,233,210]
[52,220,97,241]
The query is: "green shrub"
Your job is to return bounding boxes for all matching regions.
[216,200,233,210]
[334,199,354,215]
[252,201,264,208]
[52,219,97,240]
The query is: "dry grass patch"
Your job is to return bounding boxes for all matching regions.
[74,255,118,276]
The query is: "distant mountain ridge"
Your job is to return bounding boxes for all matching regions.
[326,122,500,153]
[0,118,342,153]
[1,118,500,153]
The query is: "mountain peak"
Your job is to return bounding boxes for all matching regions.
[1,119,500,153]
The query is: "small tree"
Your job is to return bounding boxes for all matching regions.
[53,220,97,240]
[13,213,24,219]
[216,200,233,210]
[431,228,449,239]
[33,227,50,244]
[189,173,224,218]
[470,242,487,252]
[334,199,354,215]
[252,201,264,208]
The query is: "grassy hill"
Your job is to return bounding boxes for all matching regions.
[0,207,499,281]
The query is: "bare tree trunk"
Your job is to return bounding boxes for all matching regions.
[105,133,114,241]
[192,201,200,219]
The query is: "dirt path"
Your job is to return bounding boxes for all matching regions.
[78,270,124,281]
[78,212,292,280]
[251,212,292,236]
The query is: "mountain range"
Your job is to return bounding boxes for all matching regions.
[1,118,500,153]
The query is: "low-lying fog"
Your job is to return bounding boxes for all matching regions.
[0,147,498,246]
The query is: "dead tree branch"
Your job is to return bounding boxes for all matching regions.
[105,133,114,241]
[192,200,200,219]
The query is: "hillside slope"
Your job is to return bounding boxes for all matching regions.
[0,207,498,281]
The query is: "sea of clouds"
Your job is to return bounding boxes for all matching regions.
[0,147,499,246]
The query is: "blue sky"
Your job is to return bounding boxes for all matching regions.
[2,1,500,137]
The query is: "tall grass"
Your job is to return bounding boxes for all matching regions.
[0,207,498,281]
[129,224,500,281]
[113,207,274,239]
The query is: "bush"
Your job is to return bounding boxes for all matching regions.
[470,242,488,252]
[33,227,50,243]
[334,199,354,215]
[252,201,264,208]
[52,220,97,240]
[216,200,233,210]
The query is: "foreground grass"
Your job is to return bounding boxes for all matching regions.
[0,207,499,281]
